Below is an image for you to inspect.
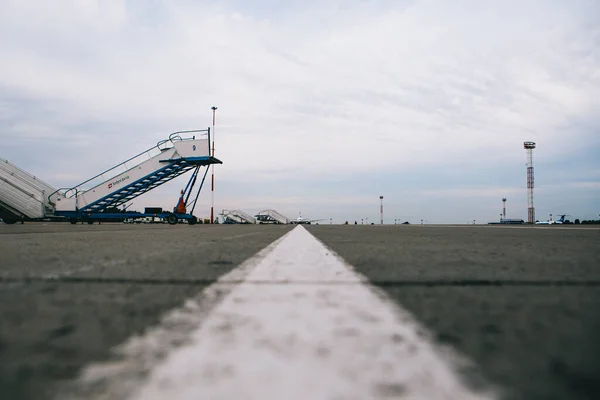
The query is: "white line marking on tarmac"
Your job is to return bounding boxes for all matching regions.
[65,226,497,400]
[129,226,496,400]
[61,228,297,400]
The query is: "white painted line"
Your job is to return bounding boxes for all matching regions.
[61,228,297,400]
[117,225,496,400]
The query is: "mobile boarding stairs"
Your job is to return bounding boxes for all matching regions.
[255,209,290,224]
[50,129,221,225]
[1,129,221,225]
[0,158,58,224]
[221,209,257,224]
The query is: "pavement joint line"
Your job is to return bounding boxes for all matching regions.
[218,232,263,240]
[63,225,499,400]
[2,276,599,287]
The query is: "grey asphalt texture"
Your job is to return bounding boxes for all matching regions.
[0,223,293,400]
[1,222,599,400]
[308,224,600,400]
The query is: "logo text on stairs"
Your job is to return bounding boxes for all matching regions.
[108,175,130,189]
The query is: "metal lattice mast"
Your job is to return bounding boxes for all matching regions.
[524,142,536,224]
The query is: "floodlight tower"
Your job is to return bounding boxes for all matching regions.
[524,141,536,224]
[379,196,384,225]
[502,198,507,220]
[210,106,217,224]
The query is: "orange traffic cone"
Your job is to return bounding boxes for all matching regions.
[175,190,186,214]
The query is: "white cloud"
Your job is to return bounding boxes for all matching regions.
[0,0,598,222]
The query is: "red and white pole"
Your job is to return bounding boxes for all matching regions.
[524,142,536,224]
[211,106,217,224]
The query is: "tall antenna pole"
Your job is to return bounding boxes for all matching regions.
[211,106,217,224]
[524,141,536,224]
[379,196,384,225]
[502,198,507,220]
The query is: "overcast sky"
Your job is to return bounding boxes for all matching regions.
[1,0,598,224]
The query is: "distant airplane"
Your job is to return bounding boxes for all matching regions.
[290,212,325,225]
[535,214,568,225]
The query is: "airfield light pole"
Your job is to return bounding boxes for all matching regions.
[379,196,384,225]
[210,106,218,224]
[524,141,536,224]
[502,198,507,220]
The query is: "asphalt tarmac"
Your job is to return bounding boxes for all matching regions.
[0,223,293,400]
[1,222,599,400]
[308,224,600,400]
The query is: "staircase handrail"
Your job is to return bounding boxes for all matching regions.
[50,129,210,201]
[47,187,74,206]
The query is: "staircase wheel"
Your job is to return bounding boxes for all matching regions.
[87,220,94,225]
[167,214,178,225]
[188,216,197,225]
[69,219,78,225]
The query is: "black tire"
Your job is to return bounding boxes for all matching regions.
[3,218,17,225]
[188,216,197,225]
[166,214,178,225]
[87,220,94,225]
[69,219,78,225]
